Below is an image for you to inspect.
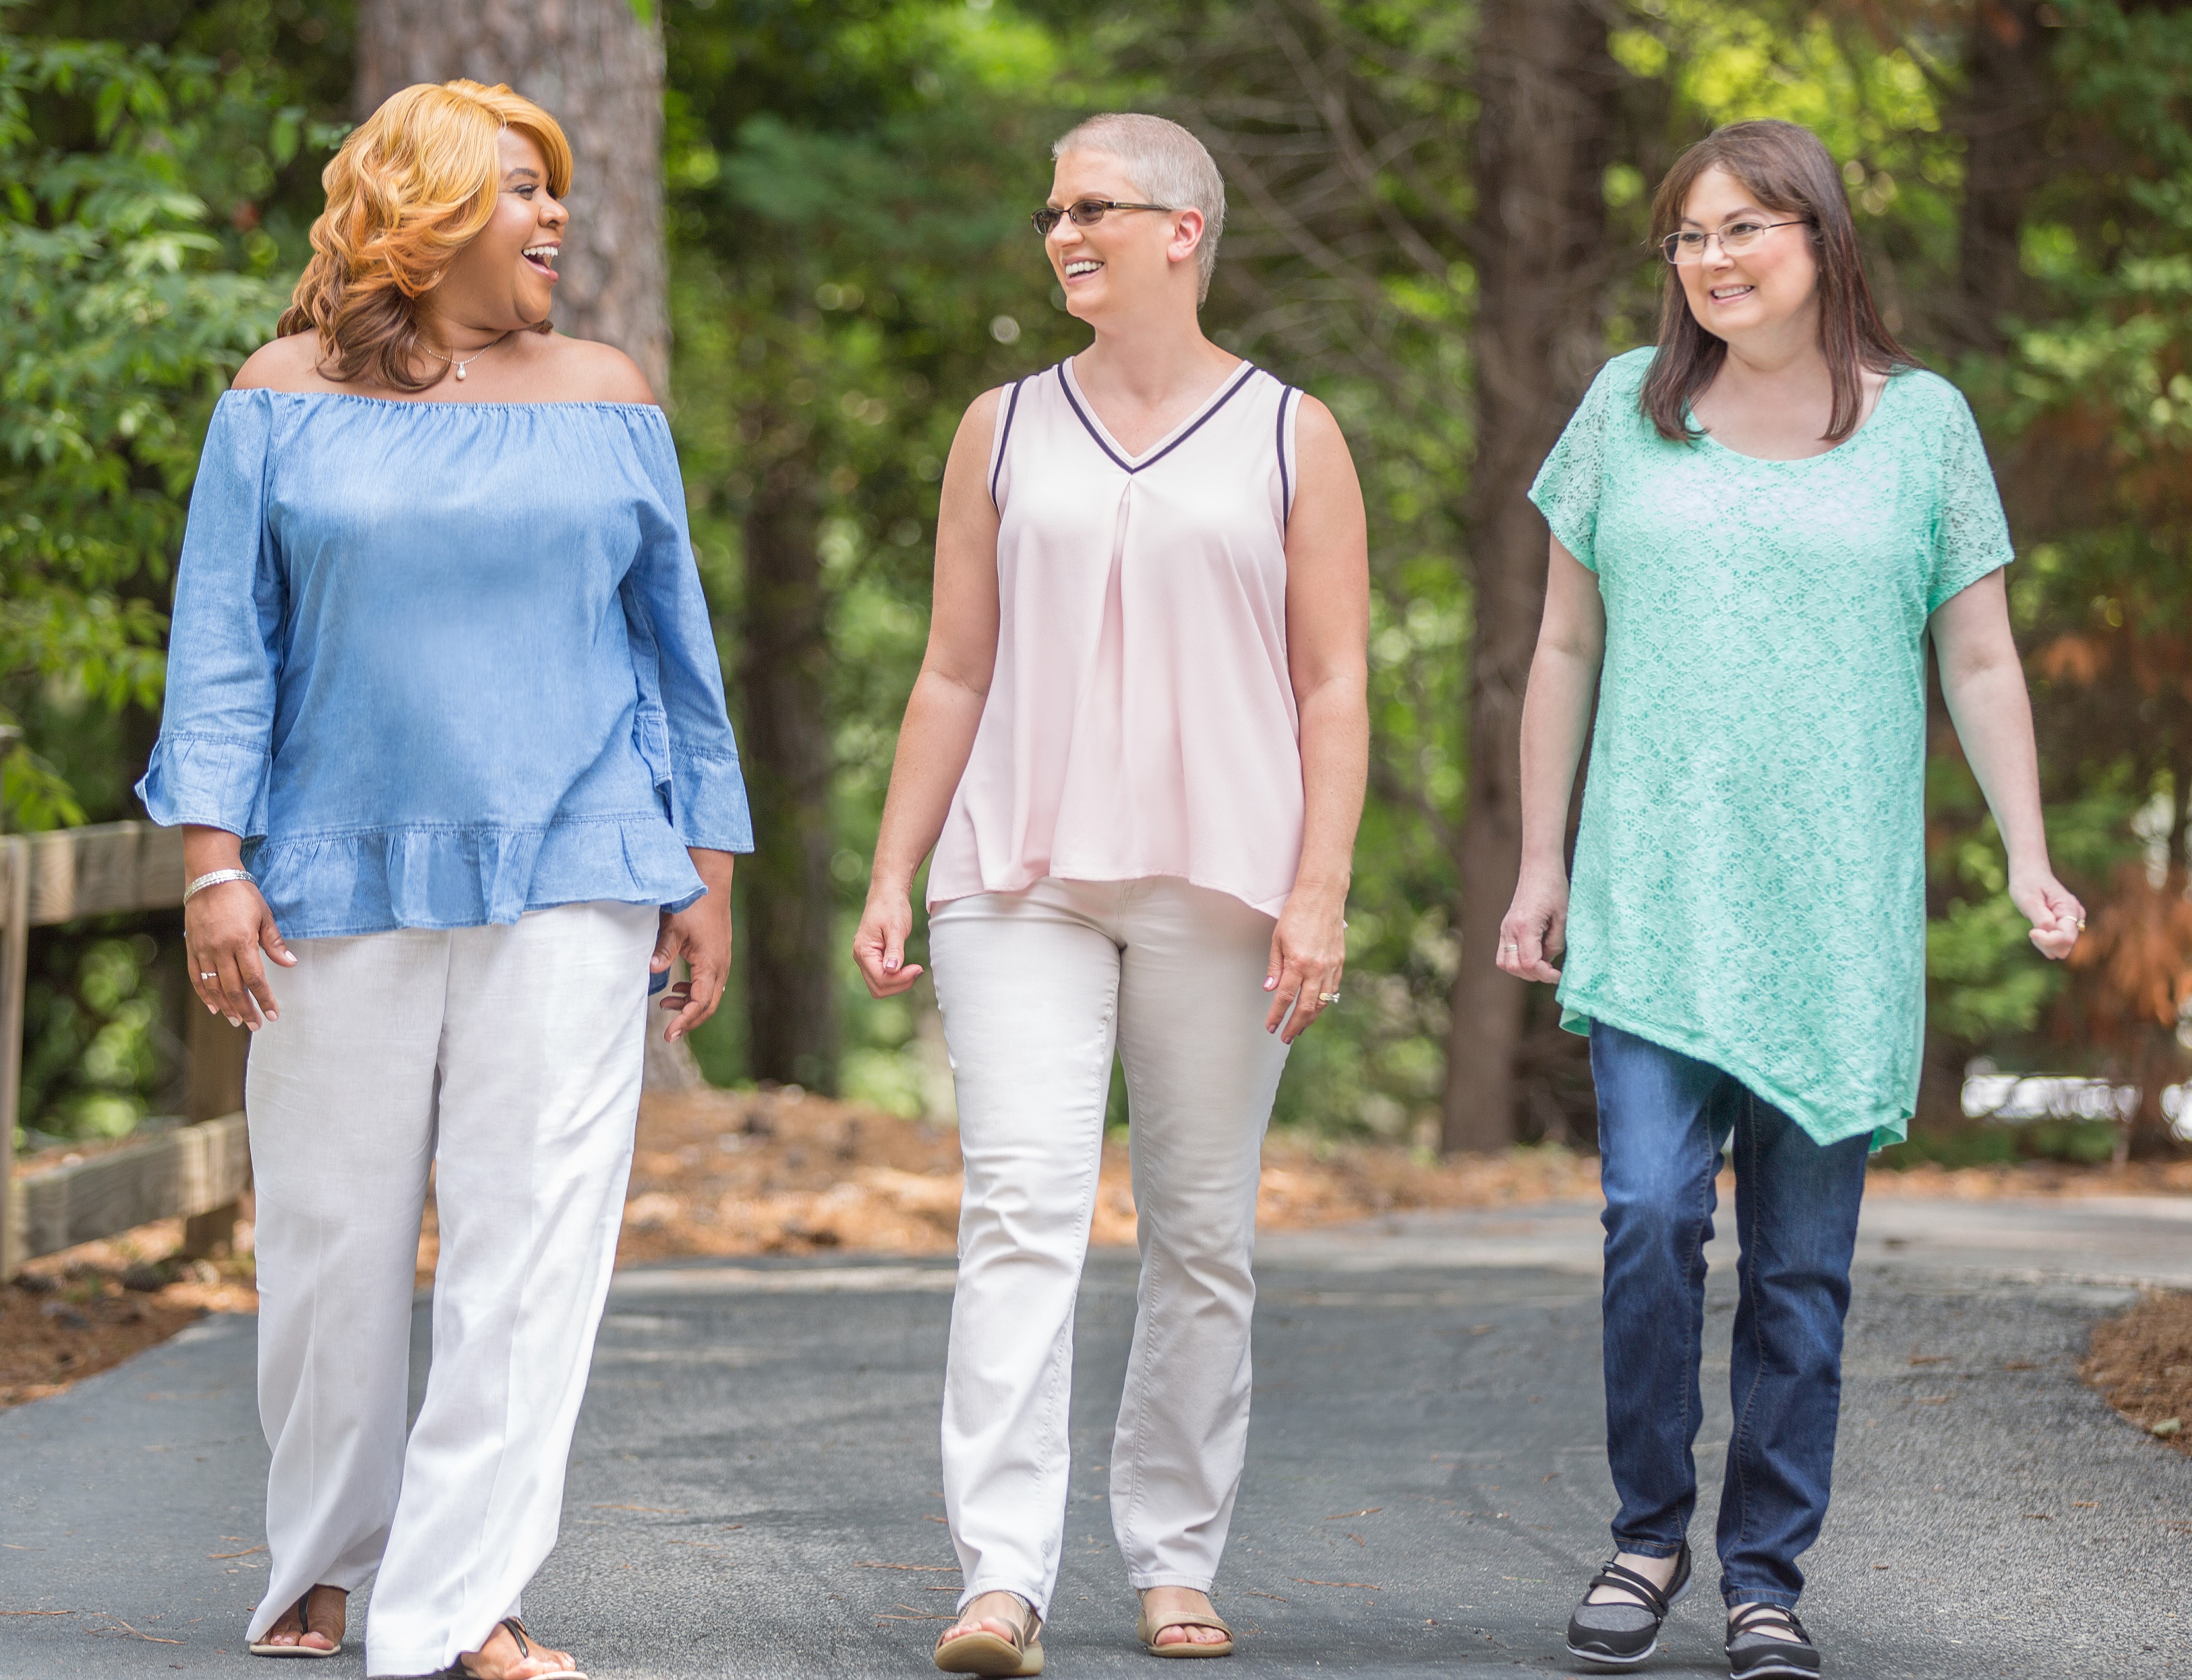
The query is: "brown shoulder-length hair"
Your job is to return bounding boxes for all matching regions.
[277,80,573,392]
[1641,119,1917,444]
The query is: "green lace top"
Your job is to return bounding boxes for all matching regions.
[1530,348,2014,1148]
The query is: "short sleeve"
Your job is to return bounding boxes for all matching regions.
[135,390,284,838]
[1926,385,2015,610]
[1528,362,1619,572]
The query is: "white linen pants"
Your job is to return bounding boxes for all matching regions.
[242,900,655,1677]
[929,877,1290,1618]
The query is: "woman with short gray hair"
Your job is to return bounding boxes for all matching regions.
[855,112,1369,1673]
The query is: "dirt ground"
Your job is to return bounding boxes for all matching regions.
[2081,1289,2192,1457]
[6,1084,2189,1411]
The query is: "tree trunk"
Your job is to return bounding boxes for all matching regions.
[354,0,670,397]
[356,0,687,1086]
[1947,0,2057,353]
[1442,0,1617,1153]
[741,430,840,1093]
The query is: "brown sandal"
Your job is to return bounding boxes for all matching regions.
[934,1593,1044,1676]
[438,1616,587,1680]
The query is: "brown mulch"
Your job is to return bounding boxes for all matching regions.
[2081,1289,2192,1456]
[6,1084,2188,1410]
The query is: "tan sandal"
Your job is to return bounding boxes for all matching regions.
[934,1593,1044,1676]
[1136,1595,1234,1659]
[248,1586,346,1658]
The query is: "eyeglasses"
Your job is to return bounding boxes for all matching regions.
[1660,219,1808,264]
[1031,199,1174,237]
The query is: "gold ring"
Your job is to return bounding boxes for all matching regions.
[1319,991,1342,1004]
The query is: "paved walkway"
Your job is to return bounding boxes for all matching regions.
[4,1195,2189,1678]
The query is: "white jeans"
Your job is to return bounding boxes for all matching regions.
[929,877,1290,1618]
[242,901,655,1676]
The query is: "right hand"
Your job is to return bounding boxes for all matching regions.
[1496,862,1569,983]
[185,879,295,1029]
[852,881,923,997]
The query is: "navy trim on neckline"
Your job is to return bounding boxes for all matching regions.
[1275,386,1297,528]
[1054,362,1261,474]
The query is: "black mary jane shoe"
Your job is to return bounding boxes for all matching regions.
[1725,1603,1820,1680]
[1563,1541,1692,1668]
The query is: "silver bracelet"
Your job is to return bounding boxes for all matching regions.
[183,868,254,904]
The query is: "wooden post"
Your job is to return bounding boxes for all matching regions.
[180,1005,250,1259]
[1,837,29,1278]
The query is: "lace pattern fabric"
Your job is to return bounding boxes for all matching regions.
[1530,348,2014,1147]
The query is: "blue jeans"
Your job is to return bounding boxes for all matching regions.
[1590,1021,1870,1608]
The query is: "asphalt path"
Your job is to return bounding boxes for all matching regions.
[4,1196,2189,1679]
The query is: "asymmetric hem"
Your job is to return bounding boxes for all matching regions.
[1531,348,2014,1146]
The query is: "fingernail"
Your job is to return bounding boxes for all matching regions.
[1263,978,1276,990]
[227,1016,241,1026]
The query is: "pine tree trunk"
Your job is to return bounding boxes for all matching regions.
[1442,0,1617,1152]
[1948,1,2058,354]
[740,430,840,1093]
[353,0,670,397]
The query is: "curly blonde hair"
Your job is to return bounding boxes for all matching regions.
[278,80,573,392]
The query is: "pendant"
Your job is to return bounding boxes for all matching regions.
[455,363,467,381]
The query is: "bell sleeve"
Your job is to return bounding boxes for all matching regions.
[620,410,755,856]
[135,389,284,839]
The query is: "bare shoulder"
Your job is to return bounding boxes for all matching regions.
[231,332,329,392]
[961,383,1007,433]
[1291,393,1359,476]
[529,333,656,404]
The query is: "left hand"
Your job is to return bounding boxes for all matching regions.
[654,850,736,1041]
[1264,890,1346,1044]
[2009,865,2084,961]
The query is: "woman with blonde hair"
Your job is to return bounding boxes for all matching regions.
[140,81,750,1678]
[855,113,1368,1672]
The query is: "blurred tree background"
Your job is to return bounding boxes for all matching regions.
[3,0,2185,1161]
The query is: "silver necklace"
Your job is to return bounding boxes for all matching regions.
[423,329,514,382]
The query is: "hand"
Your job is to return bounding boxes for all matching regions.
[184,879,294,1029]
[1496,863,1569,983]
[1264,889,1346,1043]
[2010,865,2084,961]
[853,882,923,998]
[654,853,734,1041]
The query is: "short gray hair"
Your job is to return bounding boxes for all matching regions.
[1051,113,1225,304]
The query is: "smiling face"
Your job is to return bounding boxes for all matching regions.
[428,128,566,337]
[1045,148,1203,323]
[1675,163,1819,352]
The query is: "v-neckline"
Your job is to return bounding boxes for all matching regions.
[1057,357,1258,473]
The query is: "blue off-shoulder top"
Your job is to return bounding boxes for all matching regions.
[137,389,754,940]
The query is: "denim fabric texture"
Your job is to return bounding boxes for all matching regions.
[138,390,753,938]
[1590,1020,1869,1608]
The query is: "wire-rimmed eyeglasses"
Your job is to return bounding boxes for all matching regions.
[1031,199,1173,237]
[1660,219,1809,264]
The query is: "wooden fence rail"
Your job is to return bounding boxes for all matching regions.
[2,822,249,1278]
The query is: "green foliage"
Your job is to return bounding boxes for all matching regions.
[16,923,183,1150]
[0,19,290,829]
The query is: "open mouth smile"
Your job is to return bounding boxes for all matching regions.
[1708,282,1755,303]
[1064,258,1102,281]
[523,244,560,280]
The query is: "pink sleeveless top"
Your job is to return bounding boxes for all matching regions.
[927,358,1304,916]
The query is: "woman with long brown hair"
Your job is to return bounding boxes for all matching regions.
[139,81,749,1677]
[1498,120,2080,1678]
